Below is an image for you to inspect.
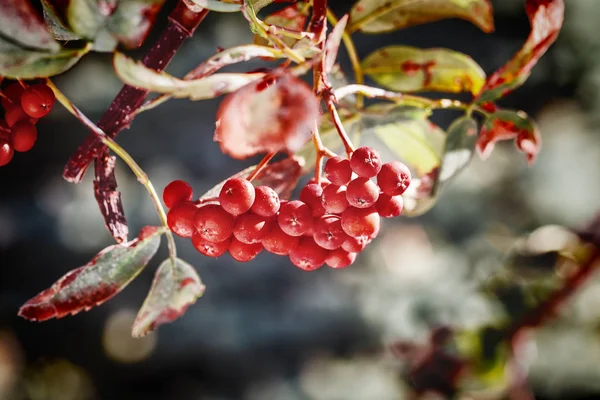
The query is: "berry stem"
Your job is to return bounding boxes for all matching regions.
[323,90,355,155]
[247,151,277,182]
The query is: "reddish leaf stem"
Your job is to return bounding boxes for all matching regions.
[323,90,355,155]
[247,152,277,182]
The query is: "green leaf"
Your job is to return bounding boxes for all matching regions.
[349,0,494,34]
[362,46,486,95]
[107,0,166,48]
[186,0,242,12]
[132,257,205,337]
[18,226,163,322]
[41,0,83,41]
[438,116,478,183]
[0,0,60,51]
[254,2,310,48]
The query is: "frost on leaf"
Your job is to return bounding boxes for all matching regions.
[132,258,205,337]
[214,72,319,159]
[18,226,163,322]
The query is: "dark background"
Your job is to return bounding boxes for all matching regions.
[2,0,600,399]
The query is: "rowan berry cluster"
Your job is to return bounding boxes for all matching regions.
[0,82,56,167]
[164,146,411,271]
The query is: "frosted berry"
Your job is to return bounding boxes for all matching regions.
[262,224,300,255]
[20,84,55,118]
[377,161,411,196]
[229,238,262,262]
[192,233,230,257]
[346,177,379,208]
[219,178,255,216]
[300,183,326,217]
[326,249,357,269]
[167,201,198,238]
[252,185,280,217]
[324,156,352,185]
[4,104,30,127]
[350,146,382,178]
[10,121,37,152]
[376,194,404,218]
[341,235,370,253]
[277,200,313,237]
[0,140,14,167]
[163,180,193,208]
[313,216,348,250]
[321,184,349,214]
[193,204,234,243]
[1,83,24,108]
[233,212,272,244]
[289,237,328,271]
[341,206,380,238]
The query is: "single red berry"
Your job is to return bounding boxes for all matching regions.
[4,103,31,127]
[377,161,411,196]
[277,200,313,237]
[262,224,300,255]
[252,185,280,217]
[193,204,234,243]
[341,235,370,253]
[308,177,331,188]
[229,237,262,262]
[233,212,272,244]
[192,233,230,257]
[313,216,349,250]
[346,177,379,208]
[219,178,255,216]
[326,249,357,269]
[341,207,380,238]
[1,82,24,109]
[20,84,55,118]
[289,237,328,271]
[166,201,198,238]
[300,183,325,217]
[350,146,382,178]
[321,184,349,214]
[163,180,193,208]
[10,120,37,152]
[376,194,404,218]
[0,140,14,167]
[324,156,352,185]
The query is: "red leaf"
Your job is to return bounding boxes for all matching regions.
[18,226,163,322]
[253,156,304,200]
[477,0,564,102]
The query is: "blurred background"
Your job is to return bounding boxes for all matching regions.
[1,0,600,399]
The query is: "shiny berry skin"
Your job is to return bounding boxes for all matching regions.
[0,140,14,167]
[277,200,313,237]
[163,180,193,208]
[10,120,37,152]
[233,212,272,244]
[229,238,262,262]
[167,201,198,238]
[1,83,24,108]
[219,178,255,216]
[350,146,382,178]
[341,206,380,238]
[341,235,370,253]
[377,161,411,196]
[193,204,234,242]
[324,156,352,185]
[262,224,300,255]
[4,104,31,127]
[326,249,357,269]
[252,185,280,217]
[313,216,348,250]
[192,233,230,257]
[300,183,325,217]
[376,194,404,218]
[289,237,328,271]
[321,184,349,214]
[346,177,379,208]
[20,84,55,118]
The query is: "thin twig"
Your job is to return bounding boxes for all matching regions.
[247,152,277,182]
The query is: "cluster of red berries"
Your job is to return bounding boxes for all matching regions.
[0,82,56,167]
[164,146,411,271]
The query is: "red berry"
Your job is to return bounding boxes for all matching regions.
[4,103,30,127]
[20,84,55,118]
[321,184,349,214]
[166,201,198,238]
[341,207,380,238]
[350,146,382,178]
[376,194,404,218]
[324,156,352,185]
[262,224,300,255]
[10,121,37,152]
[289,237,328,271]
[346,177,379,208]
[1,82,24,109]
[192,233,230,257]
[0,140,14,167]
[277,200,313,237]
[377,161,411,196]
[252,185,280,217]
[313,216,348,250]
[163,180,193,208]
[341,235,370,253]
[229,238,262,262]
[219,178,255,216]
[193,204,234,242]
[300,183,325,217]
[233,212,272,244]
[326,249,357,269]
[308,177,331,188]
